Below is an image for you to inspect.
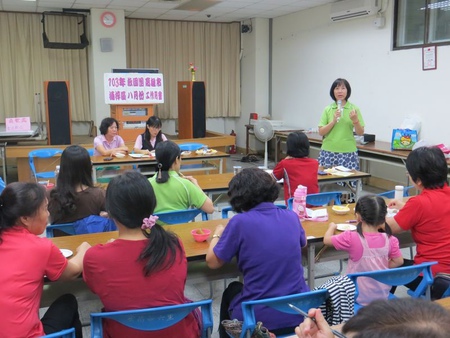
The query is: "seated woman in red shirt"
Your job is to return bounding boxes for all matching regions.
[272,131,319,203]
[83,171,201,338]
[386,146,450,297]
[0,182,90,337]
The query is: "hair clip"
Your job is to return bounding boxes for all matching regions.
[141,215,159,233]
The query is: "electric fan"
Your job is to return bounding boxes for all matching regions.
[253,120,274,169]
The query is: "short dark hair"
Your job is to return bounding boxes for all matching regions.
[286,131,310,158]
[144,116,163,142]
[354,195,392,237]
[0,182,46,241]
[99,117,119,135]
[154,140,181,184]
[406,146,448,189]
[49,145,94,221]
[228,168,280,213]
[329,78,351,101]
[106,171,181,276]
[342,298,450,338]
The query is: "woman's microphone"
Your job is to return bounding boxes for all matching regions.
[337,100,342,122]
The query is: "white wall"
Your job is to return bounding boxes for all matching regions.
[270,2,450,145]
[88,9,127,130]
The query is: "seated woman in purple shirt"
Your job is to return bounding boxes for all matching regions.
[93,117,128,157]
[206,168,309,337]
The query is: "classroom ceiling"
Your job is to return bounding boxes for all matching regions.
[0,0,337,22]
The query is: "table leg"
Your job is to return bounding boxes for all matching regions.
[355,179,361,201]
[246,126,250,155]
[307,243,316,288]
[92,167,97,183]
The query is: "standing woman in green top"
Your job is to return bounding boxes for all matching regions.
[318,78,365,170]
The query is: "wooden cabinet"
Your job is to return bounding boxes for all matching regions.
[110,104,154,142]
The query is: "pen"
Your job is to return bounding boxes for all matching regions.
[346,220,358,223]
[288,303,347,338]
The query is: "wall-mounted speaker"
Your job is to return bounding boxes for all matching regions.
[100,38,113,52]
[44,81,72,145]
[241,24,252,33]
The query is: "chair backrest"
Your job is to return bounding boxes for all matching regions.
[46,223,76,238]
[41,327,76,338]
[0,176,5,194]
[221,203,287,219]
[90,299,213,338]
[46,216,117,238]
[287,192,342,210]
[240,289,329,338]
[377,185,414,198]
[28,148,63,179]
[347,261,437,308]
[86,148,94,156]
[155,209,208,224]
[178,143,206,151]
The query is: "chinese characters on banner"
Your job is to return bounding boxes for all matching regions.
[104,73,164,104]
[5,117,31,132]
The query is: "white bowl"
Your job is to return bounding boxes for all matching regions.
[115,153,125,158]
[332,205,350,215]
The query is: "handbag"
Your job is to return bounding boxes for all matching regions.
[221,319,276,338]
[431,273,450,300]
[391,128,418,150]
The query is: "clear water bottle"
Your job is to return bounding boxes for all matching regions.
[293,185,307,220]
[394,185,404,200]
[55,165,60,186]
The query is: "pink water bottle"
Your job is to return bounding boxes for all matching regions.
[293,185,307,220]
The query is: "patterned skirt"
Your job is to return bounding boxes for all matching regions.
[318,150,360,170]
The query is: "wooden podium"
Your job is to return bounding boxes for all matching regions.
[177,81,206,139]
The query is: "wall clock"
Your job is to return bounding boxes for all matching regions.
[100,11,116,28]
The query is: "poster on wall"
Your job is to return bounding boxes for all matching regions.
[422,46,437,71]
[104,73,164,104]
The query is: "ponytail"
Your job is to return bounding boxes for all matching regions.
[139,223,182,276]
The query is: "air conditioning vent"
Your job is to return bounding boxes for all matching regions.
[330,0,381,22]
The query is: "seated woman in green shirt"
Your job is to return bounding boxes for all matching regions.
[148,140,214,214]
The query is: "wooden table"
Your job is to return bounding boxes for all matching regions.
[435,296,450,311]
[195,170,371,203]
[50,219,227,262]
[7,131,235,182]
[91,151,230,183]
[50,204,414,289]
[245,124,302,157]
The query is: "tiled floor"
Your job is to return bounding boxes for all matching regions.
[40,151,404,337]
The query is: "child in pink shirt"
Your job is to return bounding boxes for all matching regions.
[324,195,404,306]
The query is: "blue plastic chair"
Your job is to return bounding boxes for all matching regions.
[41,327,75,338]
[440,284,450,299]
[221,203,287,219]
[0,176,5,194]
[86,148,94,156]
[178,143,206,151]
[287,192,342,210]
[238,289,329,338]
[46,216,117,238]
[29,148,63,181]
[90,299,213,338]
[377,185,414,198]
[46,223,76,238]
[155,208,208,224]
[347,261,437,313]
